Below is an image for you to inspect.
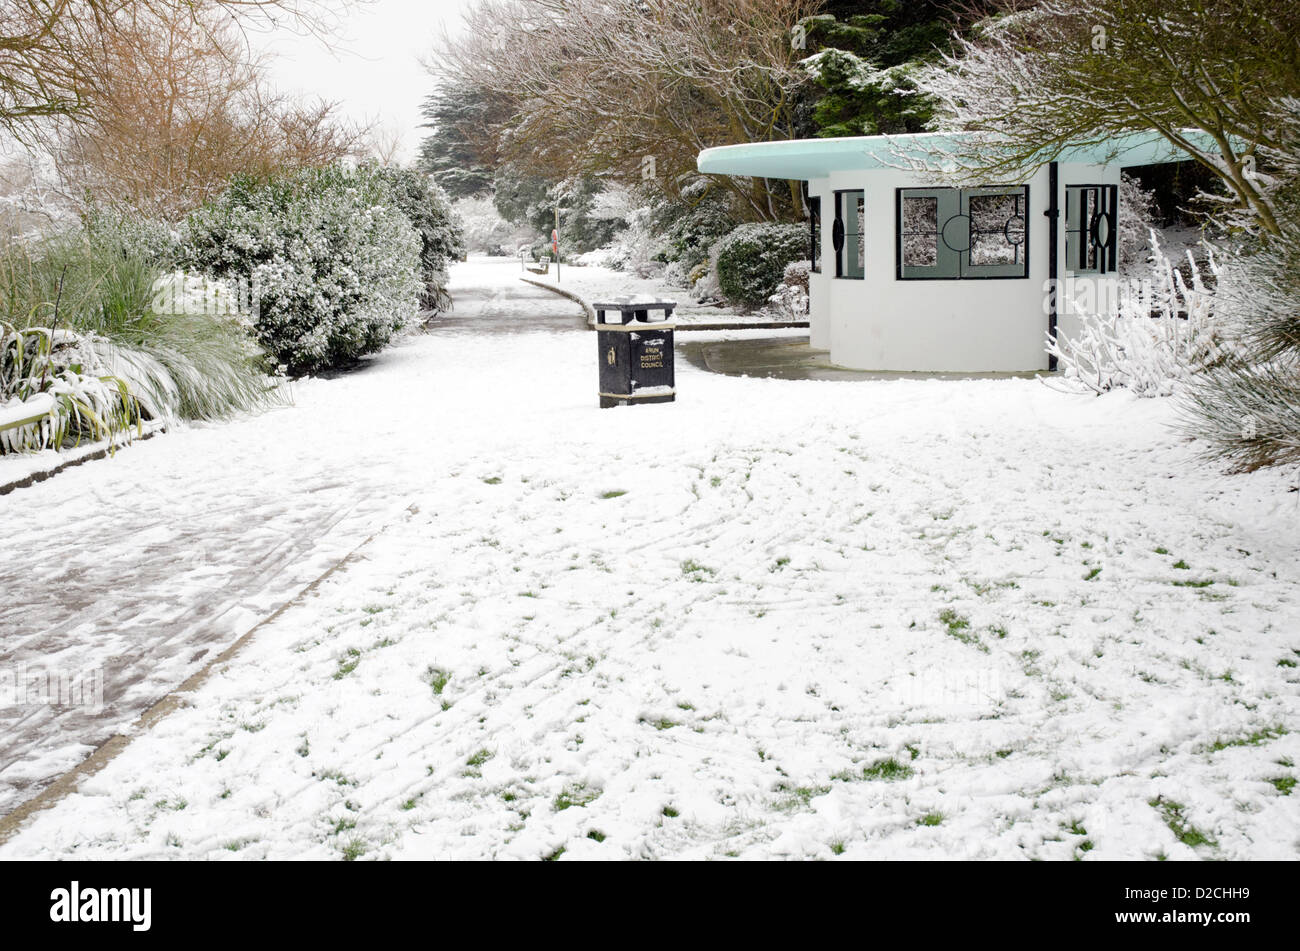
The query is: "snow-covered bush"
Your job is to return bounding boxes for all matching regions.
[766,260,811,319]
[453,195,531,254]
[0,321,141,454]
[654,179,739,274]
[575,246,628,269]
[183,165,422,376]
[584,185,666,277]
[1180,182,1300,471]
[82,206,182,268]
[693,242,724,303]
[1047,234,1222,397]
[1118,173,1160,275]
[713,222,809,309]
[661,261,690,289]
[374,167,464,313]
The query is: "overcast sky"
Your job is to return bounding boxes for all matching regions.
[252,0,480,165]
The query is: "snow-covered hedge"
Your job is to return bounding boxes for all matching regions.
[766,260,811,319]
[374,167,464,314]
[82,206,182,268]
[713,222,809,309]
[183,165,422,376]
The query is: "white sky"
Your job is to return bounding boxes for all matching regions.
[251,0,481,165]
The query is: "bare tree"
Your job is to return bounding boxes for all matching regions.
[913,0,1300,236]
[435,0,820,221]
[0,0,357,142]
[47,3,364,216]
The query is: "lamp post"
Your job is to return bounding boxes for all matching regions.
[553,205,561,283]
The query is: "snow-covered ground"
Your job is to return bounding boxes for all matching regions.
[1,257,1297,860]
[522,260,803,325]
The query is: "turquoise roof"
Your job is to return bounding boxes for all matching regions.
[696,130,1221,180]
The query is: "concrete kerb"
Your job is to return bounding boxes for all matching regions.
[0,424,167,498]
[519,275,808,332]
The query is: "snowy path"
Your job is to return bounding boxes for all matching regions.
[0,260,583,814]
[2,258,1298,859]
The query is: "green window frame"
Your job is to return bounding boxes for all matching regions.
[834,189,865,279]
[896,185,1030,280]
[1065,184,1118,275]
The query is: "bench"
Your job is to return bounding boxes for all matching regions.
[526,255,551,275]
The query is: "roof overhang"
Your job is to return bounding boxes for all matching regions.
[696,129,1223,181]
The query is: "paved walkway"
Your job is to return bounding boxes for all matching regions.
[0,260,585,816]
[679,336,1044,382]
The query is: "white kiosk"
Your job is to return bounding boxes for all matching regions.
[697,131,1216,373]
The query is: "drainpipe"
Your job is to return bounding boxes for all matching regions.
[1045,161,1060,371]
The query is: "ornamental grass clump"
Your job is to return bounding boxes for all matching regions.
[0,218,280,455]
[0,320,142,454]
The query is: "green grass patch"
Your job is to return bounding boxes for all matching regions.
[938,609,984,650]
[553,783,601,811]
[680,559,715,581]
[859,758,914,781]
[1208,726,1288,752]
[426,666,450,696]
[334,647,361,680]
[1150,797,1216,850]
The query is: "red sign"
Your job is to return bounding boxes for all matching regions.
[552,229,559,255]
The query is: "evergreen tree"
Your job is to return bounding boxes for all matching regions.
[795,1,983,138]
[416,83,503,199]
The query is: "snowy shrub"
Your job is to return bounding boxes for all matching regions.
[765,260,811,319]
[183,164,422,376]
[1180,194,1300,471]
[0,321,141,454]
[453,195,531,254]
[374,167,464,313]
[693,242,724,303]
[713,222,809,309]
[1118,173,1160,275]
[82,206,182,268]
[654,179,739,273]
[586,186,667,277]
[1047,234,1222,397]
[661,261,690,289]
[576,246,628,269]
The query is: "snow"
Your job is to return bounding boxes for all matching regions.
[0,394,55,431]
[2,256,1298,860]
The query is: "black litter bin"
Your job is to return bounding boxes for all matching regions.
[594,300,676,408]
